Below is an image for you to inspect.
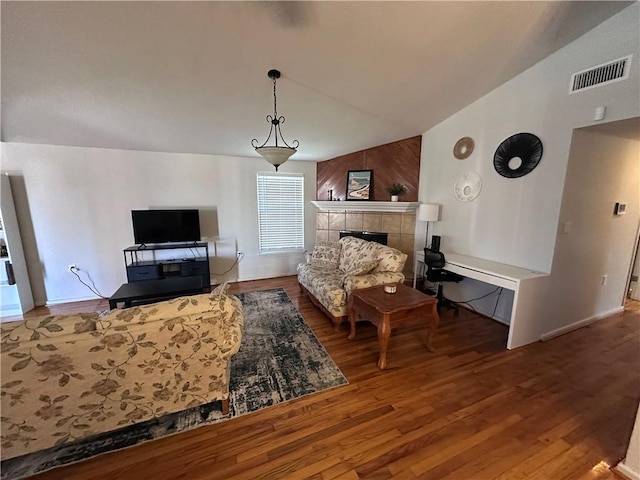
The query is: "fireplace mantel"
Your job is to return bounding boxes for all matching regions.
[311,201,420,213]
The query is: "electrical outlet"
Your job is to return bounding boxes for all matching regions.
[68,264,77,272]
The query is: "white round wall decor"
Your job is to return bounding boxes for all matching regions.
[454,171,482,202]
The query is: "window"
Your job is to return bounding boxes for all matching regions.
[257,173,304,254]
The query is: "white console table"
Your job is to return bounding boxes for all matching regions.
[414,251,549,349]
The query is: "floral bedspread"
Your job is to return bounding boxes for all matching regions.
[0,293,244,460]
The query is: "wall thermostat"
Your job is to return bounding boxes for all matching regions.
[614,202,627,215]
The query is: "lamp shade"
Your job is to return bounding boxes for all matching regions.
[418,203,440,222]
[255,146,296,171]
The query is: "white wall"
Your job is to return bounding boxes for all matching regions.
[418,3,639,272]
[0,143,317,305]
[541,127,639,336]
[618,405,640,480]
[417,4,640,326]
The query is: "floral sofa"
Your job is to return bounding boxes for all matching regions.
[0,288,243,461]
[298,236,408,330]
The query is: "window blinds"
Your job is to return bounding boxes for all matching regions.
[256,173,304,254]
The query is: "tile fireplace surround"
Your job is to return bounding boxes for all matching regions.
[311,201,418,275]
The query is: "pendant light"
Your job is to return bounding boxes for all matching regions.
[252,69,299,171]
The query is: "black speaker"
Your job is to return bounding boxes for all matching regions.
[5,261,15,285]
[431,235,441,252]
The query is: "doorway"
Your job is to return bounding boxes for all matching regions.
[0,174,34,320]
[571,117,640,312]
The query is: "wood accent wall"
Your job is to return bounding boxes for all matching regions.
[316,136,421,201]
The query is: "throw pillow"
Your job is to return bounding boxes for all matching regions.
[372,246,408,273]
[310,241,342,269]
[340,259,380,287]
[338,236,379,273]
[345,259,379,276]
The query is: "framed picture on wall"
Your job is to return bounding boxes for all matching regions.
[346,170,373,200]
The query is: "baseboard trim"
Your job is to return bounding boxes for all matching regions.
[238,273,297,282]
[0,305,22,317]
[540,306,625,342]
[45,295,102,306]
[615,461,640,480]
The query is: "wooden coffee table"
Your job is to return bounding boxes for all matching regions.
[347,283,439,370]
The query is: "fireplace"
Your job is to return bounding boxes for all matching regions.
[339,230,388,245]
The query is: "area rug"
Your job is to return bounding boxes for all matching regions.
[1,288,347,480]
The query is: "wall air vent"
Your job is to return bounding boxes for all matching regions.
[569,55,632,94]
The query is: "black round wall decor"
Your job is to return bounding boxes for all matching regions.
[493,132,543,178]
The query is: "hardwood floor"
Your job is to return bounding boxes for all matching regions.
[17,276,640,479]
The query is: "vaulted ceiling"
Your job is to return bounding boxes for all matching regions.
[1,1,632,161]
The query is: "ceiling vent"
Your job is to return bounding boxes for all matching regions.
[569,55,632,94]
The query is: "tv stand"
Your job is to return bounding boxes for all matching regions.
[123,242,210,287]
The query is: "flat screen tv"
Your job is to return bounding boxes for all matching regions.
[132,209,200,244]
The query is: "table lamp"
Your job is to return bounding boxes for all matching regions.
[418,203,440,248]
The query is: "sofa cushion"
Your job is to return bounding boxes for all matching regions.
[309,241,342,269]
[1,313,99,351]
[338,236,380,273]
[297,263,347,316]
[371,245,408,273]
[343,272,406,295]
